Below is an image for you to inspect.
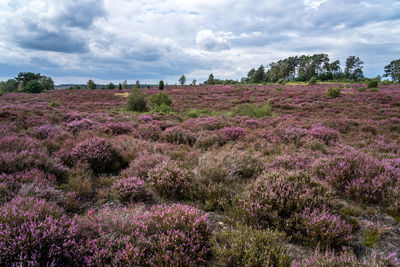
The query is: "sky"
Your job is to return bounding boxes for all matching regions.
[0,0,399,85]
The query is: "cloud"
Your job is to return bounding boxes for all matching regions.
[0,0,399,83]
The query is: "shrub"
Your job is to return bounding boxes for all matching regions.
[233,103,273,118]
[277,78,285,84]
[235,170,330,236]
[112,177,150,203]
[158,80,164,90]
[99,122,136,135]
[149,92,172,108]
[121,152,169,179]
[211,226,291,267]
[66,119,94,134]
[33,124,60,139]
[326,85,341,98]
[308,76,317,85]
[68,137,124,174]
[48,101,60,108]
[367,79,379,88]
[0,197,80,266]
[195,132,224,149]
[220,127,246,141]
[137,122,162,141]
[358,87,367,92]
[274,126,308,144]
[314,149,399,204]
[161,126,196,145]
[147,159,193,200]
[301,207,353,249]
[126,88,148,112]
[309,124,340,145]
[186,109,211,118]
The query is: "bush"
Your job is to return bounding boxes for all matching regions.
[220,127,246,141]
[33,124,60,139]
[161,126,196,145]
[149,92,172,108]
[159,80,164,90]
[235,170,330,236]
[211,226,291,267]
[126,88,148,112]
[147,159,193,200]
[308,77,317,85]
[111,177,151,203]
[277,78,286,84]
[0,197,80,266]
[68,137,124,174]
[233,103,273,118]
[121,152,169,179]
[367,79,379,88]
[151,102,173,114]
[309,124,340,145]
[274,126,308,144]
[137,122,162,141]
[66,119,94,134]
[186,109,211,118]
[24,80,44,93]
[326,85,341,98]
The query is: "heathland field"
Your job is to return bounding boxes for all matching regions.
[1,84,400,266]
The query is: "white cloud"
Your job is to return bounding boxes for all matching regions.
[195,30,231,51]
[304,0,328,9]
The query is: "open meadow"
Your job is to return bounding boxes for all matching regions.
[1,83,400,266]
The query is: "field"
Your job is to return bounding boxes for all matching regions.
[1,84,400,266]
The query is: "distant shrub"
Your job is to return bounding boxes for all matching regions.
[358,87,367,92]
[220,127,246,141]
[367,79,379,88]
[0,197,79,266]
[370,87,379,92]
[308,76,317,85]
[147,159,193,200]
[309,124,340,145]
[301,207,353,249]
[149,92,172,108]
[233,103,273,118]
[235,170,330,237]
[151,102,173,114]
[66,119,94,134]
[326,85,341,98]
[111,176,150,203]
[48,101,60,108]
[186,108,211,118]
[158,80,164,90]
[211,226,291,267]
[68,137,124,174]
[126,88,148,112]
[161,126,196,145]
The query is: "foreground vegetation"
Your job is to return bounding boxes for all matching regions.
[0,83,399,266]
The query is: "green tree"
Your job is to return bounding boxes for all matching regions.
[253,65,266,83]
[86,79,96,90]
[40,76,54,91]
[118,83,122,90]
[106,82,115,89]
[383,59,400,82]
[0,79,18,92]
[159,80,164,90]
[135,80,140,89]
[192,79,197,86]
[179,75,186,85]
[15,72,41,87]
[345,56,364,80]
[122,80,128,89]
[207,74,215,85]
[24,80,44,93]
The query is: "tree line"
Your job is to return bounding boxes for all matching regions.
[0,72,54,93]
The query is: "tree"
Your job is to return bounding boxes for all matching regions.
[118,83,122,90]
[253,65,266,83]
[207,74,215,85]
[15,72,41,87]
[159,80,164,90]
[192,79,197,86]
[135,80,140,89]
[126,88,148,112]
[179,75,186,86]
[122,80,128,89]
[40,76,54,91]
[383,59,400,82]
[87,79,96,90]
[106,82,115,89]
[345,56,364,80]
[0,79,18,92]
[24,80,44,93]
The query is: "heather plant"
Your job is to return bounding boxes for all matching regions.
[161,126,196,145]
[121,151,169,179]
[66,118,94,134]
[235,170,331,237]
[147,159,193,200]
[274,126,308,144]
[220,127,246,141]
[33,124,60,139]
[195,132,224,149]
[233,103,273,118]
[211,226,291,267]
[126,88,148,112]
[111,176,151,203]
[0,197,80,266]
[137,122,162,141]
[98,121,136,135]
[326,85,341,98]
[314,149,399,204]
[309,124,340,145]
[67,137,124,174]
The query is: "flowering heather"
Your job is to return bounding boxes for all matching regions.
[33,124,61,139]
[220,127,246,141]
[161,126,196,145]
[112,176,150,203]
[98,121,137,135]
[309,124,340,145]
[147,159,193,200]
[274,126,308,143]
[66,118,94,134]
[137,122,162,141]
[121,151,169,179]
[67,137,124,174]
